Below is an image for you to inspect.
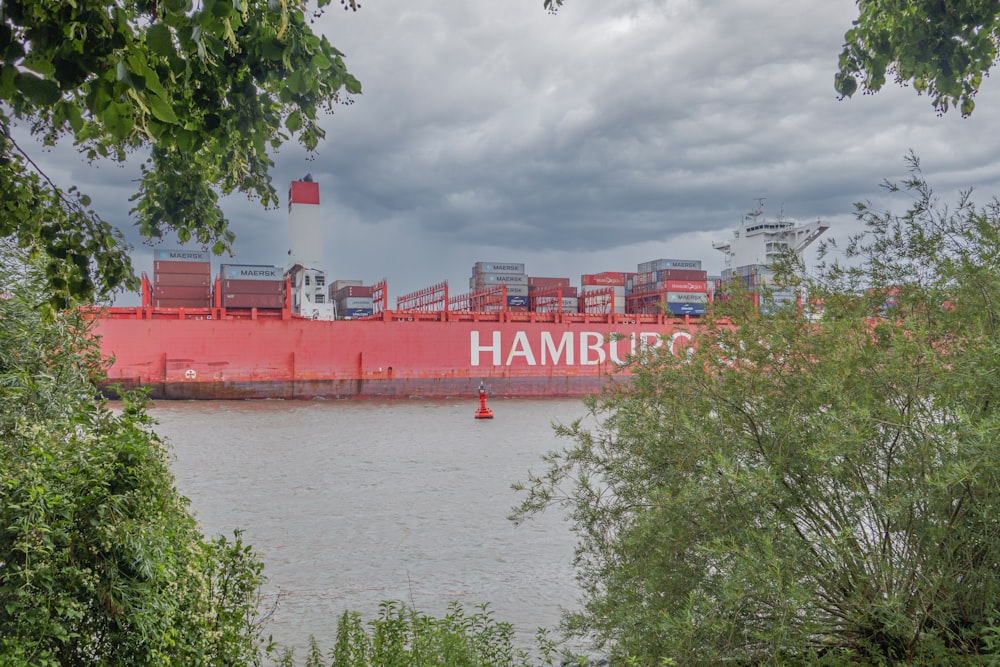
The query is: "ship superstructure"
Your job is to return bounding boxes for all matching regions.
[286,176,335,320]
[712,200,828,286]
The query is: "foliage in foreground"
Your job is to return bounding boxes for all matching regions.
[1,0,361,307]
[512,157,1000,665]
[271,601,572,667]
[0,248,272,665]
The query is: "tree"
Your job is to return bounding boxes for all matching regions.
[0,0,361,308]
[0,244,273,666]
[834,0,1000,116]
[544,0,998,117]
[511,156,1000,665]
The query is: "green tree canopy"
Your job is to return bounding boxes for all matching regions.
[0,0,361,307]
[835,0,1000,116]
[512,156,1000,664]
[0,243,274,665]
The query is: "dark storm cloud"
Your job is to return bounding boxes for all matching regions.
[17,0,1000,302]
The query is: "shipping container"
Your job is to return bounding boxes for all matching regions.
[153,249,211,262]
[638,258,703,272]
[152,298,212,308]
[154,260,211,276]
[475,272,528,285]
[581,272,628,286]
[663,280,708,293]
[222,279,286,294]
[534,297,579,312]
[338,296,375,309]
[666,291,709,303]
[331,279,364,291]
[666,302,707,316]
[220,294,286,309]
[220,264,283,281]
[340,308,373,319]
[334,285,374,299]
[473,262,525,275]
[507,295,529,307]
[527,276,571,288]
[153,273,212,288]
[499,285,529,297]
[154,286,212,300]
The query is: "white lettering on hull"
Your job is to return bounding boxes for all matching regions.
[470,330,693,367]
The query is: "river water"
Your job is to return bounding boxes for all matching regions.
[146,397,591,658]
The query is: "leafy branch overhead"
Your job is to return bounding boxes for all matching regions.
[0,0,361,306]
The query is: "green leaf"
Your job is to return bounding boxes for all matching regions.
[147,94,179,124]
[15,73,61,106]
[344,74,362,95]
[146,23,175,58]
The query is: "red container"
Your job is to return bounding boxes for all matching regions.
[527,277,571,288]
[154,260,211,276]
[154,286,212,300]
[581,273,627,286]
[153,298,211,308]
[663,280,708,293]
[154,273,211,288]
[335,285,374,299]
[223,280,286,295]
[655,269,707,281]
[221,294,286,309]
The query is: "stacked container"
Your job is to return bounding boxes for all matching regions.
[528,277,574,312]
[581,272,628,314]
[218,264,286,309]
[471,261,528,310]
[630,259,709,316]
[152,249,212,308]
[333,283,374,319]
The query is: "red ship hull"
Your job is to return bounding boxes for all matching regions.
[90,308,700,399]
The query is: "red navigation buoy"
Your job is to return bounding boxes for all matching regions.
[474,382,494,419]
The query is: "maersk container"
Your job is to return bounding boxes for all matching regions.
[666,302,706,316]
[638,258,703,272]
[473,261,525,275]
[476,273,528,285]
[502,285,529,296]
[154,249,211,262]
[666,291,708,303]
[221,264,283,281]
[339,296,374,309]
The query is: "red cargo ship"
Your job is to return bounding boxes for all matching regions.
[90,295,702,400]
[87,176,760,400]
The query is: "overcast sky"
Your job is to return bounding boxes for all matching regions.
[31,0,1000,304]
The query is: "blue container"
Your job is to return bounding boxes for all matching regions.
[341,308,373,319]
[666,302,706,316]
[507,295,529,307]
